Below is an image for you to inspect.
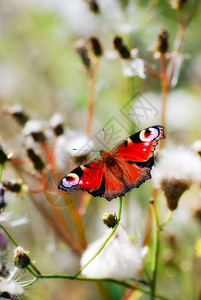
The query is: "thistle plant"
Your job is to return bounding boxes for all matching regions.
[0,1,201,300]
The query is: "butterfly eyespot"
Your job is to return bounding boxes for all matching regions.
[62,173,79,188]
[140,127,159,142]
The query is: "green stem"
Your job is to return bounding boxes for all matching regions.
[29,262,41,275]
[23,277,38,287]
[26,266,38,277]
[160,211,173,228]
[74,196,123,277]
[0,222,18,247]
[30,273,168,299]
[150,201,160,300]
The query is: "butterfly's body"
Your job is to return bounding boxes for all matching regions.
[58,126,165,200]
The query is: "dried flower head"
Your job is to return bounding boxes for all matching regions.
[49,113,64,136]
[113,36,131,59]
[80,227,142,279]
[2,180,22,193]
[89,36,103,57]
[75,40,91,70]
[102,212,118,228]
[4,104,29,126]
[23,120,46,143]
[152,145,201,210]
[27,148,45,171]
[13,246,30,269]
[155,29,169,55]
[87,0,100,14]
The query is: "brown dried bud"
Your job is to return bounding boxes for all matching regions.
[161,179,190,210]
[75,40,91,70]
[156,29,169,54]
[54,124,64,136]
[2,180,22,193]
[113,36,130,59]
[31,132,46,143]
[4,104,29,126]
[27,148,45,171]
[89,36,103,57]
[87,0,100,14]
[11,109,29,126]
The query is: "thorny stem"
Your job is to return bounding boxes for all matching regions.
[150,201,160,300]
[74,196,123,277]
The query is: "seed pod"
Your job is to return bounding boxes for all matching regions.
[87,0,100,13]
[14,247,30,269]
[89,36,103,57]
[27,148,45,171]
[102,212,118,228]
[75,40,91,70]
[156,29,169,54]
[113,36,130,59]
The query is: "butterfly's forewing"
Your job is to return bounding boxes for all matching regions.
[100,125,165,200]
[113,125,164,161]
[58,161,104,194]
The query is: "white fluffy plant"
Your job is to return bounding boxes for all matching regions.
[80,226,143,280]
[152,145,201,210]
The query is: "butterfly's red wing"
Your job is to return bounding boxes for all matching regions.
[58,126,165,201]
[113,125,165,161]
[58,160,105,196]
[99,125,165,200]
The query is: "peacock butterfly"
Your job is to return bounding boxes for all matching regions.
[58,125,165,200]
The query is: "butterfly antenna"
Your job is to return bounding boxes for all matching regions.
[72,148,99,153]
